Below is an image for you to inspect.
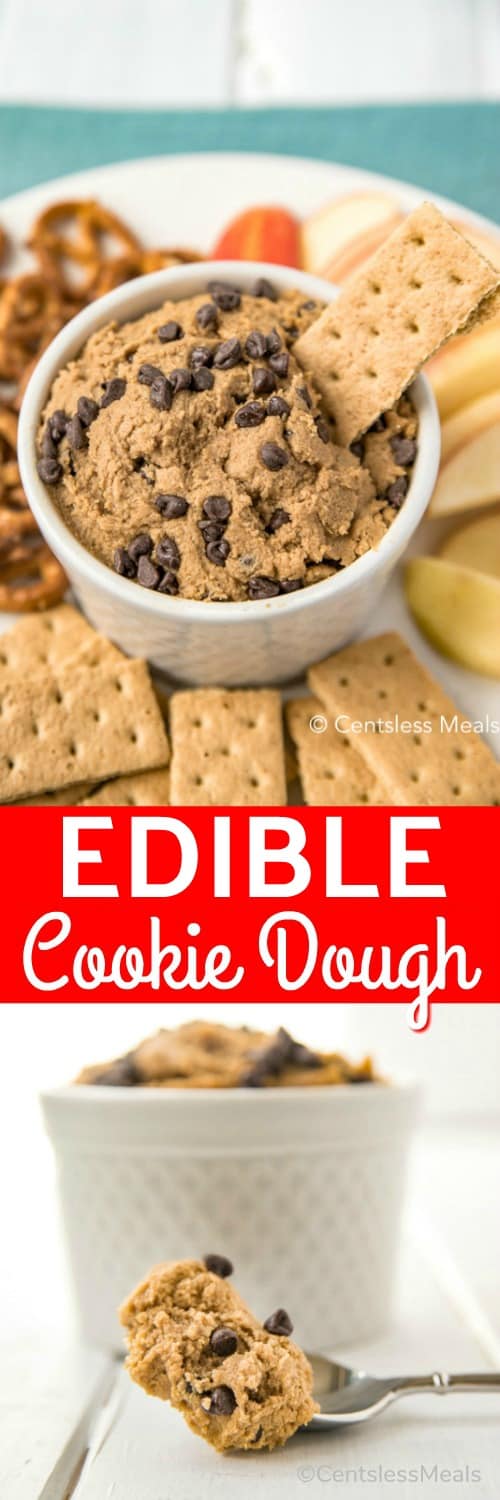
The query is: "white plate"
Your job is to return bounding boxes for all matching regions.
[2,150,499,745]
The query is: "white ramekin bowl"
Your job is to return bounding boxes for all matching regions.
[41,1079,419,1354]
[19,261,440,687]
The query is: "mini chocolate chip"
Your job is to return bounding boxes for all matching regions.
[206,538,230,566]
[128,533,153,562]
[269,351,289,378]
[204,1253,233,1278]
[66,414,86,451]
[386,474,409,508]
[300,299,317,311]
[264,1309,293,1337]
[203,495,231,522]
[169,367,192,392]
[266,329,282,356]
[138,362,164,387]
[208,1385,237,1415]
[199,521,225,543]
[245,329,269,359]
[190,345,213,370]
[155,494,189,518]
[315,417,330,444]
[137,554,162,588]
[280,578,302,593]
[266,507,290,533]
[37,456,62,484]
[157,320,183,342]
[158,570,179,595]
[390,434,417,467]
[260,441,289,471]
[49,408,68,440]
[156,535,180,569]
[150,375,173,411]
[350,439,365,460]
[248,575,280,599]
[213,337,241,370]
[101,377,126,407]
[77,396,100,427]
[41,425,57,458]
[267,395,290,418]
[192,366,214,391]
[235,400,266,428]
[369,414,387,433]
[210,1327,238,1357]
[253,366,276,396]
[113,547,136,578]
[196,301,218,331]
[251,276,277,300]
[297,385,312,409]
[207,280,241,311]
[94,1055,140,1086]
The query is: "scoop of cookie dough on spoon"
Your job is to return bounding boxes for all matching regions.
[119,1256,318,1452]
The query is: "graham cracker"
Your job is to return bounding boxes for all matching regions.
[0,655,169,803]
[295,203,500,443]
[14,782,95,806]
[286,695,386,805]
[0,603,122,680]
[169,688,286,805]
[79,769,171,806]
[309,632,500,806]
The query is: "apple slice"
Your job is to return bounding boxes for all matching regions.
[429,418,500,517]
[440,511,500,581]
[440,389,500,464]
[428,324,500,421]
[405,556,500,676]
[301,191,402,279]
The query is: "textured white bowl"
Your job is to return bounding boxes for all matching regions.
[19,261,440,687]
[41,1080,419,1354]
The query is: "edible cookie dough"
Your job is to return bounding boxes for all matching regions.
[119,1256,317,1451]
[39,277,418,603]
[76,1018,377,1087]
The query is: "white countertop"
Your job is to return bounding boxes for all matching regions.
[2,1121,499,1499]
[0,0,498,108]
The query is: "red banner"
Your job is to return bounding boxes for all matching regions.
[1,807,498,1025]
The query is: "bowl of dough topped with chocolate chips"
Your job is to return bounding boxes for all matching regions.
[21,205,476,683]
[41,1018,419,1354]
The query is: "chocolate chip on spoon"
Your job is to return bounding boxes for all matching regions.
[204,1254,233,1278]
[263,1309,293,1337]
[207,1385,237,1415]
[209,1327,238,1357]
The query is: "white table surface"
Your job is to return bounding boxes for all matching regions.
[0,0,499,108]
[2,1121,499,1500]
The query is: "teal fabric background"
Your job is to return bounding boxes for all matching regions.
[0,103,498,222]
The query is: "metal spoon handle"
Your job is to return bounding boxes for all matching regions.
[391,1371,500,1397]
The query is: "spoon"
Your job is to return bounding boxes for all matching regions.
[308,1353,500,1426]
